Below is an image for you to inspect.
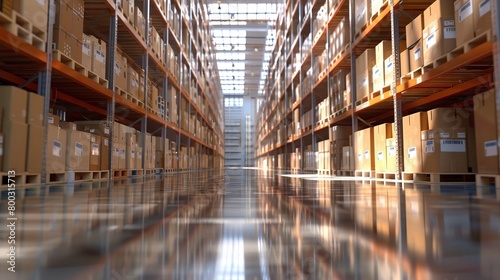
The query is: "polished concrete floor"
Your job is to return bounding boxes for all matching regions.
[1,168,500,279]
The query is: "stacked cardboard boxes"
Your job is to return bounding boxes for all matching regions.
[331,126,351,171]
[60,122,91,171]
[473,89,498,174]
[89,35,107,78]
[354,127,374,171]
[406,15,424,73]
[53,0,84,63]
[422,0,456,65]
[374,123,394,172]
[356,49,375,102]
[13,0,49,44]
[26,92,44,173]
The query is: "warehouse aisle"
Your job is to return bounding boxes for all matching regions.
[1,170,500,279]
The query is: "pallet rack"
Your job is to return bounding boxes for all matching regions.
[256,0,499,181]
[0,0,224,183]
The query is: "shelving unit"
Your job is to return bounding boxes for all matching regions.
[256,0,498,180]
[0,0,224,183]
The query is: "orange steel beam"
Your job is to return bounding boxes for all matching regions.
[0,28,47,64]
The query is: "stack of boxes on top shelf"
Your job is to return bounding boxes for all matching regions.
[11,0,48,50]
[53,0,84,63]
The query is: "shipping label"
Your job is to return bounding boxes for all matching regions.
[92,144,100,156]
[377,151,383,161]
[425,140,435,153]
[459,1,473,22]
[408,147,417,159]
[479,0,491,17]
[414,47,421,60]
[75,143,83,157]
[444,27,456,39]
[440,139,466,152]
[52,141,62,157]
[388,146,396,156]
[484,140,498,157]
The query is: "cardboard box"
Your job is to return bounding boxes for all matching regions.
[89,134,101,171]
[355,0,371,35]
[371,0,384,17]
[0,85,28,123]
[26,125,44,173]
[2,121,28,172]
[384,55,394,87]
[356,49,376,101]
[403,112,428,172]
[474,0,491,35]
[47,124,67,173]
[101,136,109,170]
[53,28,82,63]
[375,40,392,66]
[386,138,397,172]
[82,33,92,70]
[421,128,468,173]
[342,146,354,171]
[90,36,106,78]
[424,0,456,27]
[331,126,351,141]
[48,114,60,126]
[406,14,423,48]
[127,65,140,98]
[455,0,475,46]
[135,6,145,40]
[409,40,423,72]
[60,121,77,131]
[400,49,410,77]
[65,129,91,171]
[374,123,393,172]
[372,63,384,92]
[354,127,374,171]
[427,107,470,129]
[115,50,128,90]
[13,0,48,36]
[473,90,498,174]
[423,19,456,65]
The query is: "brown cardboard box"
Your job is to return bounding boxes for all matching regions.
[60,121,77,131]
[27,92,44,126]
[409,40,423,72]
[421,128,468,173]
[47,124,67,173]
[474,0,491,35]
[386,138,397,172]
[125,132,136,169]
[342,146,354,171]
[403,112,428,172]
[122,0,133,20]
[115,50,128,90]
[384,55,394,87]
[427,107,470,129]
[374,123,393,172]
[371,0,384,17]
[111,141,120,170]
[354,127,374,171]
[89,134,101,171]
[331,126,351,141]
[53,28,82,63]
[26,124,44,173]
[65,129,90,171]
[372,63,384,92]
[406,14,423,48]
[82,33,92,70]
[48,114,60,126]
[135,6,145,40]
[101,136,109,170]
[375,40,392,66]
[356,49,375,101]
[454,0,475,46]
[473,90,498,174]
[424,0,456,27]
[400,49,410,77]
[2,121,28,172]
[355,0,370,35]
[90,36,106,78]
[0,86,28,123]
[423,18,456,65]
[127,65,140,98]
[13,0,48,35]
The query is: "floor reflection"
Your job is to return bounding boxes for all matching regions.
[0,169,499,279]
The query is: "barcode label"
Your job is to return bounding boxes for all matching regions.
[364,150,370,159]
[75,143,83,157]
[388,147,396,156]
[356,4,366,23]
[459,1,473,22]
[484,140,498,157]
[440,139,466,152]
[362,77,368,88]
[386,62,393,71]
[408,147,417,159]
[373,66,380,79]
[414,47,421,60]
[120,149,126,159]
[104,139,109,146]
[104,128,110,134]
[358,153,362,161]
[377,151,383,161]
[48,117,55,124]
[444,20,455,26]
[131,150,135,159]
[480,0,491,17]
[425,140,435,153]
[426,33,436,50]
[52,141,62,157]
[113,148,119,157]
[83,43,91,55]
[444,27,456,39]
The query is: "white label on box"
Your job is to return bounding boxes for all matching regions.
[364,150,369,159]
[356,4,366,23]
[408,147,417,158]
[48,116,55,124]
[426,33,437,50]
[36,0,44,5]
[373,66,380,79]
[358,153,363,161]
[410,201,419,214]
[377,151,383,160]
[120,149,126,159]
[75,142,83,157]
[444,20,455,26]
[425,140,435,153]
[444,27,456,39]
[388,146,396,156]
[459,1,473,22]
[104,139,109,146]
[98,52,106,63]
[53,141,62,157]
[92,144,100,156]
[440,132,450,138]
[428,131,434,139]
[457,132,466,138]
[484,140,498,157]
[480,0,491,17]
[83,43,91,56]
[362,77,368,88]
[113,148,119,157]
[440,139,466,152]
[104,128,110,134]
[131,150,135,159]
[414,47,421,60]
[386,62,393,72]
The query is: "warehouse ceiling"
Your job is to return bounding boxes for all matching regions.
[205,0,281,104]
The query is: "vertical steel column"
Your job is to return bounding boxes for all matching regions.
[326,0,333,174]
[177,6,182,171]
[390,1,403,179]
[309,1,317,173]
[349,0,358,135]
[298,0,304,172]
[106,4,118,178]
[162,24,169,171]
[141,0,151,171]
[493,0,500,171]
[40,0,56,185]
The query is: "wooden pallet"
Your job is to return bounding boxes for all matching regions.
[336,170,354,176]
[422,53,449,73]
[370,0,389,23]
[402,172,475,183]
[66,171,95,182]
[355,96,369,106]
[91,170,110,181]
[0,11,46,51]
[354,22,368,40]
[375,172,397,180]
[1,172,42,187]
[113,169,129,178]
[318,169,332,175]
[332,104,351,117]
[476,174,500,187]
[47,172,67,184]
[449,30,492,62]
[130,169,144,176]
[400,67,424,83]
[355,170,375,179]
[370,85,390,99]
